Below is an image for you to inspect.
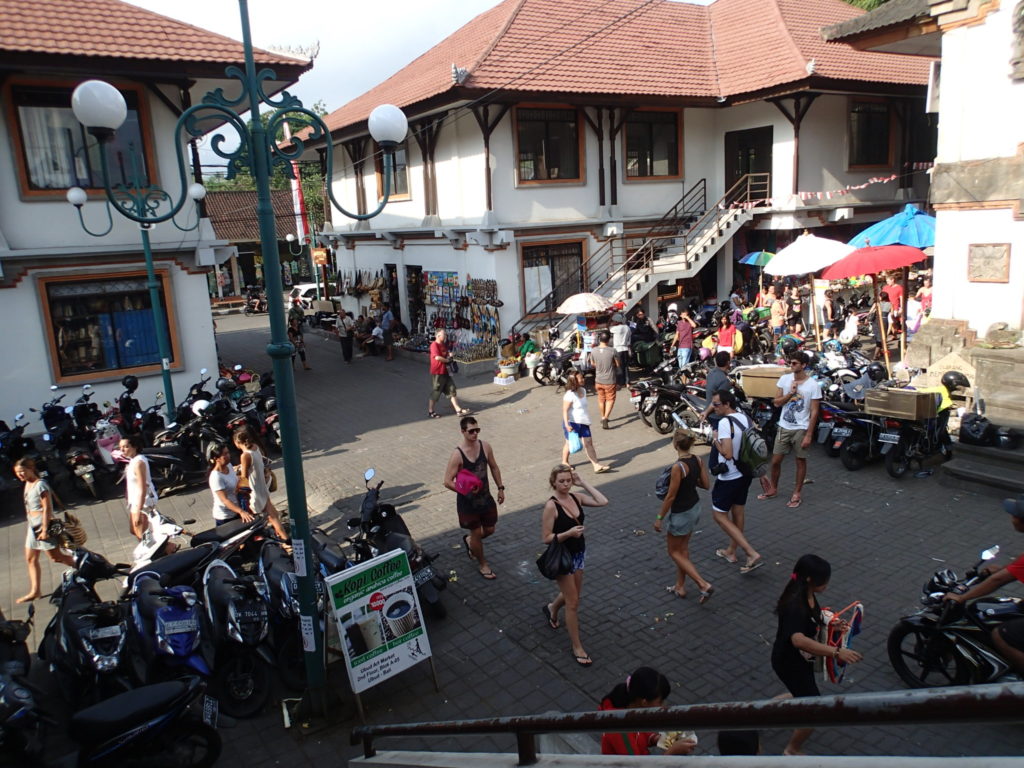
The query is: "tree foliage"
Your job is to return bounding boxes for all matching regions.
[843,0,891,9]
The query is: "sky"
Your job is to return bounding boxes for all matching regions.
[125,0,714,115]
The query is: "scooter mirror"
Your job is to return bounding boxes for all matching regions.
[15,413,24,420]
[200,368,208,375]
[135,412,143,419]
[364,468,376,482]
[42,433,51,442]
[234,364,243,371]
[50,385,58,391]
[82,384,92,391]
[981,545,1000,561]
[347,517,361,529]
[64,406,74,414]
[156,392,164,400]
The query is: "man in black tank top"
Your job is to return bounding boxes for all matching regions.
[443,416,505,579]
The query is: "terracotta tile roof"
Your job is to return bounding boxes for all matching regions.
[0,0,307,69]
[322,0,931,135]
[205,189,300,244]
[822,0,929,41]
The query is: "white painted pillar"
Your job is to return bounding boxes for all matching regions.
[716,251,733,303]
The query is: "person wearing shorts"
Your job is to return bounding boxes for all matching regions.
[561,370,610,473]
[946,493,1024,675]
[759,352,821,509]
[443,416,504,579]
[708,390,762,574]
[590,331,620,430]
[428,328,469,418]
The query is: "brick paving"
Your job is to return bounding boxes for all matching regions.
[3,312,1023,763]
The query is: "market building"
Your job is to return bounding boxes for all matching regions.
[0,0,309,418]
[307,0,936,347]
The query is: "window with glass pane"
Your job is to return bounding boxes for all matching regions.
[47,276,173,377]
[626,112,679,178]
[13,85,149,191]
[376,140,409,199]
[522,242,583,313]
[516,108,580,182]
[848,101,891,167]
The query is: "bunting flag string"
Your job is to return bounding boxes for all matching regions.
[727,173,901,210]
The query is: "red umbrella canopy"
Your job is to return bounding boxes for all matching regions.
[820,245,927,280]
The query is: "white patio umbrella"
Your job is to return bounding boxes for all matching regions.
[763,234,854,350]
[556,292,614,315]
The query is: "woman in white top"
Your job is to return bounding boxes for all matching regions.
[232,425,288,540]
[120,435,158,540]
[207,442,252,526]
[14,457,74,603]
[561,370,610,473]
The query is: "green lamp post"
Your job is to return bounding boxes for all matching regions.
[68,0,407,712]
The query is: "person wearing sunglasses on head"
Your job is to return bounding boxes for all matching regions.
[444,416,504,580]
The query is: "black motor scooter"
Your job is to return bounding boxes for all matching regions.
[345,469,447,618]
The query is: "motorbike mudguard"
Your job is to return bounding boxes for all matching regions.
[183,651,211,677]
[418,581,439,604]
[256,644,275,666]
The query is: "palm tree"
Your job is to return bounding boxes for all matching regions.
[844,0,891,8]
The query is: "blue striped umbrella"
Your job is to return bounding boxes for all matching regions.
[738,251,775,266]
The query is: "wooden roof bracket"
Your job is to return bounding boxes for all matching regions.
[471,103,512,213]
[771,93,819,195]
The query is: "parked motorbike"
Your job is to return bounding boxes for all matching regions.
[141,401,225,492]
[171,369,215,427]
[38,550,132,707]
[888,545,1024,688]
[0,672,220,767]
[881,372,967,479]
[0,414,49,492]
[345,469,447,618]
[127,570,211,685]
[836,410,891,471]
[532,338,576,390]
[258,540,312,690]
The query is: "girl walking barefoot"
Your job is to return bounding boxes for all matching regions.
[14,458,74,603]
[541,465,608,666]
[653,430,713,603]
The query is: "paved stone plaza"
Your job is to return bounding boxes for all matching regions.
[3,312,1022,763]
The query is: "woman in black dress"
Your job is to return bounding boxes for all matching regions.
[540,464,608,667]
[772,554,862,755]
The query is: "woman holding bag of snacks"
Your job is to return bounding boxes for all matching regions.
[598,666,696,755]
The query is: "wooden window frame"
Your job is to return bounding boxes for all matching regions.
[3,77,159,202]
[374,140,411,202]
[37,268,184,385]
[513,105,586,187]
[621,107,684,183]
[846,97,896,171]
[518,237,589,318]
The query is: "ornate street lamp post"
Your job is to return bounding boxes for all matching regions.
[68,0,407,710]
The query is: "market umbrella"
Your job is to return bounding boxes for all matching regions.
[821,245,929,373]
[556,292,614,315]
[847,204,935,249]
[738,251,774,294]
[764,235,854,350]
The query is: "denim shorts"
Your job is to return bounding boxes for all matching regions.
[568,550,586,573]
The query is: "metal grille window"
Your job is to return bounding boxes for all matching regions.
[516,108,580,182]
[11,84,149,191]
[848,101,892,168]
[522,242,583,313]
[625,111,679,178]
[45,275,175,378]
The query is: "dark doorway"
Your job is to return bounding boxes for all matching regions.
[724,126,773,190]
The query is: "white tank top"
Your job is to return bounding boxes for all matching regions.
[126,454,158,510]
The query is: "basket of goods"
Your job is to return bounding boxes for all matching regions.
[498,358,519,376]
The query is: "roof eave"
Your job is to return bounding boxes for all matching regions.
[726,76,928,107]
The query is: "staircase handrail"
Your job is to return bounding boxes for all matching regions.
[352,682,1024,765]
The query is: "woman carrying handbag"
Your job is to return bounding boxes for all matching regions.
[540,464,608,667]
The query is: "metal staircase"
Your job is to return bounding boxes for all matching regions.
[510,173,770,342]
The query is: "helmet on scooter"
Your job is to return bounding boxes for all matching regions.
[940,371,970,394]
[191,399,211,417]
[823,339,843,354]
[779,337,799,357]
[926,568,958,594]
[866,362,887,382]
[699,347,712,361]
[121,374,139,393]
[666,303,678,314]
[216,377,238,394]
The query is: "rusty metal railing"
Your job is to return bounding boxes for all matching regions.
[351,682,1024,765]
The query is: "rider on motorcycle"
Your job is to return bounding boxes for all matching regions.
[944,493,1024,675]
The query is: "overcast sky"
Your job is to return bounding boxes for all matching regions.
[126,0,713,114]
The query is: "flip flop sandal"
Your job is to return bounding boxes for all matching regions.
[542,604,559,630]
[572,652,593,667]
[786,496,803,509]
[478,567,497,580]
[714,548,738,564]
[740,558,764,574]
[428,412,442,419]
[665,586,687,599]
[757,492,778,500]
[698,586,715,605]
[456,408,473,416]
[594,465,611,474]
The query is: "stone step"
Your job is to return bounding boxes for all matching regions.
[939,456,1024,499]
[952,440,1024,472]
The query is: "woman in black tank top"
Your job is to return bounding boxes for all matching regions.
[653,430,714,604]
[540,464,608,667]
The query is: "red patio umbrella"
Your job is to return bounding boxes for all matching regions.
[820,245,927,374]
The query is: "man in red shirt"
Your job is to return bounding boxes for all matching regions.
[945,494,1024,674]
[427,329,469,418]
[885,275,904,336]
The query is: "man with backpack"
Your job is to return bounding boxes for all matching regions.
[709,390,763,574]
[758,351,821,509]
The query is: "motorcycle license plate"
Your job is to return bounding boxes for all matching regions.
[88,625,122,640]
[630,395,642,404]
[414,566,435,587]
[162,619,198,635]
[237,608,265,623]
[74,464,95,476]
[642,400,657,414]
[879,432,901,444]
[832,427,853,438]
[242,403,256,412]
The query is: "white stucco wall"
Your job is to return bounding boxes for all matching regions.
[0,258,218,428]
[937,4,1024,162]
[931,208,1024,331]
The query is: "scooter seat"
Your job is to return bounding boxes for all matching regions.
[129,543,217,588]
[70,680,188,745]
[312,532,348,573]
[190,518,253,545]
